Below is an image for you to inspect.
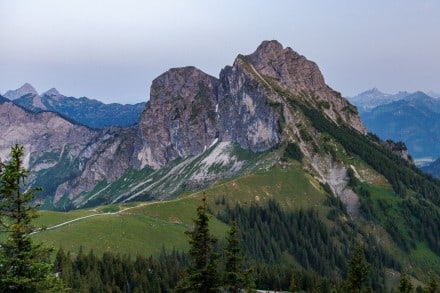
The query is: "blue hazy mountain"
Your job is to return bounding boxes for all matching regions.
[5,84,146,129]
[353,91,440,163]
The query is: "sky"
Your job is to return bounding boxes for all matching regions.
[0,0,439,104]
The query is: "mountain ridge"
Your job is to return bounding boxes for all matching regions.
[352,90,440,162]
[4,83,146,129]
[0,41,411,211]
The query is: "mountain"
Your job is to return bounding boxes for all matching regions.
[422,158,440,178]
[0,40,366,210]
[359,91,440,162]
[428,91,440,98]
[0,97,99,207]
[3,82,39,100]
[3,40,440,289]
[61,40,368,209]
[0,95,9,104]
[6,84,146,128]
[348,88,412,112]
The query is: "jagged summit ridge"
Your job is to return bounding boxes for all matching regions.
[4,83,39,100]
[244,40,367,134]
[42,88,64,99]
[248,40,326,94]
[137,40,368,168]
[0,40,371,208]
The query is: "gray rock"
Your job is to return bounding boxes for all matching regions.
[138,67,219,168]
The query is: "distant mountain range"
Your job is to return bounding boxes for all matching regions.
[3,83,146,129]
[349,88,411,112]
[348,89,440,165]
[422,158,440,177]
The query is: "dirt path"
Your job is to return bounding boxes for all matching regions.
[35,177,240,234]
[32,202,151,234]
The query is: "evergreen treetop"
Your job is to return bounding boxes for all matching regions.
[0,144,64,292]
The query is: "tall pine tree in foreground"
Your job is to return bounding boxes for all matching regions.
[223,220,254,292]
[176,195,219,292]
[0,145,64,292]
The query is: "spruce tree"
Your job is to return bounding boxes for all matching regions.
[397,272,413,293]
[346,242,370,293]
[0,145,64,292]
[177,195,219,292]
[289,272,297,293]
[223,220,249,292]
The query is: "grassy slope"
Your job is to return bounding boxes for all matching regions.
[33,158,440,282]
[33,161,326,256]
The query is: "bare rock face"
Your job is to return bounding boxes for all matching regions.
[217,59,281,152]
[0,100,98,205]
[0,101,97,165]
[382,140,412,163]
[138,67,219,168]
[246,40,367,134]
[55,127,140,206]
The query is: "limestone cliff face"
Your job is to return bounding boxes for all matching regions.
[246,41,367,134]
[0,100,97,167]
[0,100,98,206]
[55,127,140,206]
[138,67,219,168]
[217,58,281,152]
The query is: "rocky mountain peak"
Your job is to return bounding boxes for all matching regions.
[149,66,218,104]
[248,40,285,62]
[246,40,326,95]
[4,83,39,100]
[238,40,367,134]
[138,66,219,168]
[42,88,64,99]
[352,88,389,100]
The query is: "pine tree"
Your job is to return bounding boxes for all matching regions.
[346,242,370,293]
[223,220,249,292]
[0,145,64,292]
[177,195,219,292]
[289,272,297,293]
[397,272,413,293]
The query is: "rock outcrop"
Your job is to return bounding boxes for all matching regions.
[0,100,98,206]
[245,41,367,134]
[217,56,281,151]
[55,127,140,206]
[138,67,219,168]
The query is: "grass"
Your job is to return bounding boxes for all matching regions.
[203,161,327,214]
[410,242,440,278]
[30,161,325,257]
[34,213,190,256]
[36,209,96,227]
[33,194,229,257]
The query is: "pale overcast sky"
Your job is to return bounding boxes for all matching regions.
[0,0,439,103]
